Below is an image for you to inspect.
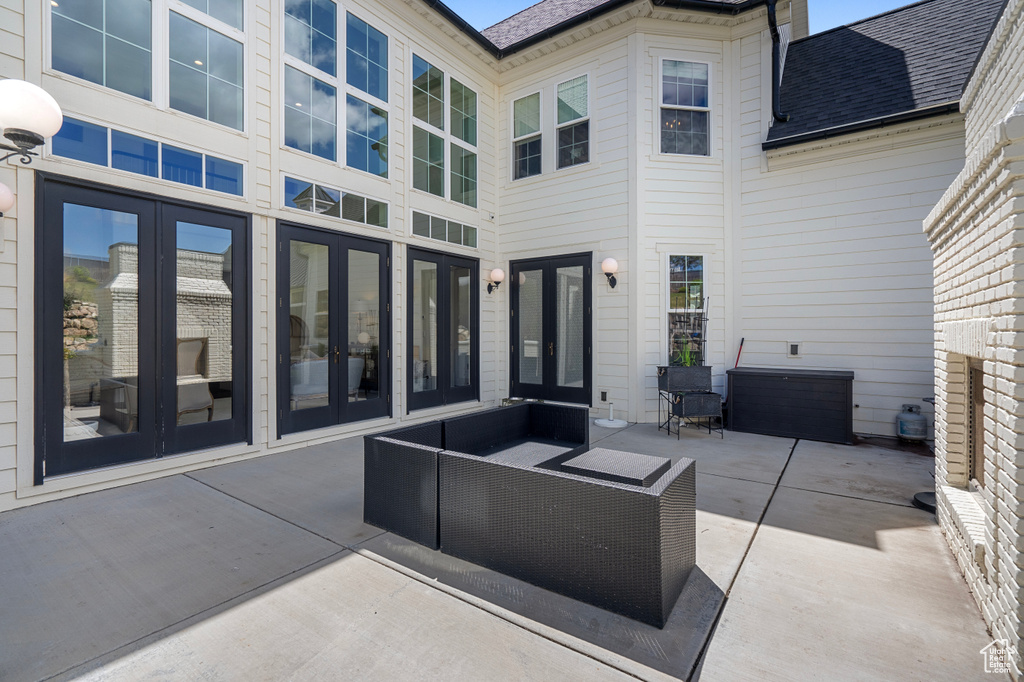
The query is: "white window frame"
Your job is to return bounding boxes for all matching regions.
[665,251,710,368]
[657,57,712,159]
[554,73,591,171]
[280,172,390,229]
[510,90,543,182]
[408,49,479,207]
[47,113,248,200]
[408,208,479,251]
[279,3,392,174]
[168,1,247,132]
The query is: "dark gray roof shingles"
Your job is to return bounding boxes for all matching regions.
[481,0,748,50]
[766,0,1005,144]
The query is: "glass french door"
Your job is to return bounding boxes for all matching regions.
[407,248,478,411]
[510,253,591,405]
[36,177,250,481]
[277,222,390,435]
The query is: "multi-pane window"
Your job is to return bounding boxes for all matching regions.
[347,13,387,102]
[513,93,541,180]
[284,65,337,160]
[281,6,389,176]
[661,60,710,156]
[180,0,243,30]
[412,211,477,248]
[451,79,476,146]
[284,0,336,76]
[346,95,388,178]
[668,255,706,366]
[556,75,589,169]
[411,57,478,206]
[413,127,444,196]
[51,0,153,100]
[412,56,445,129]
[52,117,244,196]
[169,12,244,130]
[284,177,388,228]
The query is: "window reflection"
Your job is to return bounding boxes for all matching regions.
[289,241,330,411]
[346,95,388,178]
[412,261,437,393]
[348,250,380,402]
[175,222,234,425]
[451,266,471,388]
[63,205,139,441]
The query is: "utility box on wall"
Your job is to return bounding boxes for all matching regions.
[726,367,855,444]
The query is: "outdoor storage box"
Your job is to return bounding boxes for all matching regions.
[726,367,855,444]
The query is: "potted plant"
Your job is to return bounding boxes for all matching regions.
[658,332,711,393]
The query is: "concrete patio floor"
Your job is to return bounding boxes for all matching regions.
[0,423,1001,681]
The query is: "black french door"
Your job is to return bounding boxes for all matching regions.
[277,222,391,435]
[407,248,479,411]
[510,253,592,405]
[36,175,251,481]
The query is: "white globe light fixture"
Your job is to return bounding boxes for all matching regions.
[487,267,505,294]
[0,79,64,165]
[0,181,13,217]
[601,257,619,289]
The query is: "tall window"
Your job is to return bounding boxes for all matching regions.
[513,93,541,180]
[51,0,153,100]
[668,255,706,366]
[169,12,244,130]
[661,60,710,156]
[284,0,336,75]
[285,65,337,160]
[411,56,477,205]
[346,13,387,102]
[556,75,589,169]
[180,0,243,29]
[346,95,388,178]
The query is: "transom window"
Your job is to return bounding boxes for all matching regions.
[660,60,710,156]
[411,55,478,207]
[281,6,390,176]
[556,75,589,169]
[513,92,541,180]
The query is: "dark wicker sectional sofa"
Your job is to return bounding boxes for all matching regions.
[363,402,696,628]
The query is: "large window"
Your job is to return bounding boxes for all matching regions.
[513,92,541,180]
[556,75,589,169]
[661,60,710,156]
[412,56,478,206]
[668,255,706,366]
[277,223,391,435]
[408,248,478,410]
[51,0,153,100]
[282,5,390,176]
[36,178,250,481]
[169,11,244,130]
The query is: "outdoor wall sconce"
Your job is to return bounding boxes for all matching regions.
[601,258,619,289]
[487,268,505,294]
[0,79,64,165]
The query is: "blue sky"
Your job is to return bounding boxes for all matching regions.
[445,0,909,34]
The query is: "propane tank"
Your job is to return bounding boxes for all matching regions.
[896,404,928,442]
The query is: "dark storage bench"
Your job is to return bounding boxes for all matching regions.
[726,367,854,444]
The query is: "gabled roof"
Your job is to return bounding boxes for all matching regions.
[764,0,1006,149]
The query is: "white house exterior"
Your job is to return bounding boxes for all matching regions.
[3,0,1024,666]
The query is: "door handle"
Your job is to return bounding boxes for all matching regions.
[549,342,554,356]
[333,346,341,364]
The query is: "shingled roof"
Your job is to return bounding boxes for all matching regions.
[480,0,758,51]
[764,0,1005,149]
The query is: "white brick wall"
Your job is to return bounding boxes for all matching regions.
[926,0,1024,674]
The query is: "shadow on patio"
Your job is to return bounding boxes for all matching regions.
[0,423,997,681]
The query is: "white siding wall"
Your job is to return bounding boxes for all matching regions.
[0,0,502,511]
[739,122,966,436]
[496,28,633,416]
